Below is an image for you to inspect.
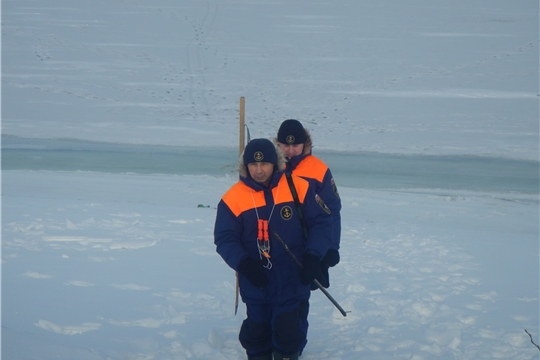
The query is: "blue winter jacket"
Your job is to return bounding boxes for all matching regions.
[214,171,333,304]
[286,151,342,251]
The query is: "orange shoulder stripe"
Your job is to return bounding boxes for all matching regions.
[222,176,311,217]
[293,156,328,182]
[222,182,265,217]
[274,174,309,205]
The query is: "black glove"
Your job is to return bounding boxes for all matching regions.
[323,249,340,267]
[311,262,330,290]
[299,254,321,285]
[238,258,269,288]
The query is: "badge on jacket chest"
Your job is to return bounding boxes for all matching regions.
[281,206,293,220]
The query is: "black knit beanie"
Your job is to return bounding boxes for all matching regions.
[243,138,278,166]
[277,119,307,145]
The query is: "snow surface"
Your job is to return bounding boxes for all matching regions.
[2,0,539,359]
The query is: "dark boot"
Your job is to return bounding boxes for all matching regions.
[273,351,299,360]
[247,351,273,360]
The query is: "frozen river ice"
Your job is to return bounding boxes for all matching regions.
[3,136,538,194]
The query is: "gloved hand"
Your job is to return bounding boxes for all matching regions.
[238,257,269,288]
[323,249,340,267]
[299,254,321,285]
[311,262,330,290]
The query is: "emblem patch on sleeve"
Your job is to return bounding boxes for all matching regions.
[281,206,293,220]
[315,194,331,214]
[331,178,340,199]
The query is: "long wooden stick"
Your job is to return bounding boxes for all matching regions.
[239,96,245,156]
[235,272,239,315]
[235,97,246,315]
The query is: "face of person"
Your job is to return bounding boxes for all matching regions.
[247,162,274,186]
[277,143,304,159]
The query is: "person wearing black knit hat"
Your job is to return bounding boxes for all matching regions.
[242,138,279,186]
[276,119,342,293]
[214,138,333,360]
[277,119,307,145]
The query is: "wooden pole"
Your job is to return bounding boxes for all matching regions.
[239,96,245,155]
[235,96,245,315]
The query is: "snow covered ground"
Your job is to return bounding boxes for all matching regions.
[2,0,539,359]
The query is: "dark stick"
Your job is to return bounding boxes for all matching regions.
[273,232,348,317]
[525,329,540,351]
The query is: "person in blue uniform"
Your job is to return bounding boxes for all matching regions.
[276,119,342,289]
[214,138,333,360]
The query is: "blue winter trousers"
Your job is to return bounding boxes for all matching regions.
[239,298,310,357]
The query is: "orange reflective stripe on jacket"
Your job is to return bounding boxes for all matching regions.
[221,174,309,217]
[288,155,328,183]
